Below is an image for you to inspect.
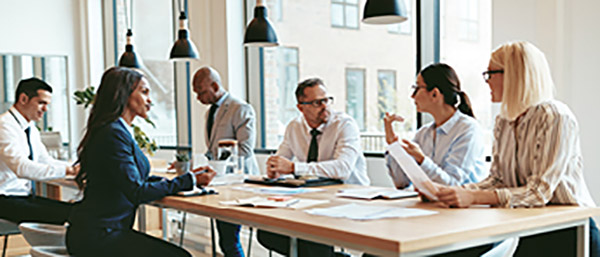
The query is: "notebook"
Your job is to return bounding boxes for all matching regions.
[244,176,343,188]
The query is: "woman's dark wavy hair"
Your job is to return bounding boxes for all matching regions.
[74,67,143,189]
[420,63,475,118]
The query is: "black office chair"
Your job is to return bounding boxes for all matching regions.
[0,219,21,257]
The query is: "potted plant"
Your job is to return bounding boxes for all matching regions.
[74,86,158,155]
[173,152,190,175]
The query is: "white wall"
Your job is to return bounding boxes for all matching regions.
[492,0,600,204]
[0,0,103,152]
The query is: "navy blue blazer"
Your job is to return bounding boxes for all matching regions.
[69,120,193,230]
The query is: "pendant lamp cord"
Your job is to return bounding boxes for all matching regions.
[124,0,133,31]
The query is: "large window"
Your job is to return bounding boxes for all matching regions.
[247,0,417,151]
[440,0,493,153]
[262,47,300,145]
[457,0,480,41]
[112,0,184,147]
[346,68,365,130]
[331,0,359,29]
[248,0,494,153]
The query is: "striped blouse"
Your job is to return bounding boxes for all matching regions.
[464,100,595,208]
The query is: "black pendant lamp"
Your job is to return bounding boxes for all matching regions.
[362,0,408,25]
[118,0,142,68]
[170,0,199,60]
[244,0,278,47]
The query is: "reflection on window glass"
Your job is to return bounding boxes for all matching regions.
[440,0,493,153]
[331,0,359,29]
[249,0,416,151]
[115,0,177,146]
[43,57,69,143]
[346,68,365,130]
[263,47,300,146]
[377,70,397,120]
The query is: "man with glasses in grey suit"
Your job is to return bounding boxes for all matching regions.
[192,66,259,257]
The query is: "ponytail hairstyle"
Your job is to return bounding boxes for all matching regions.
[420,63,475,118]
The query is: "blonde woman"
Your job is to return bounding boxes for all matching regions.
[433,41,599,257]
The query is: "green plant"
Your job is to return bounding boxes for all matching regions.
[175,152,189,162]
[74,86,159,155]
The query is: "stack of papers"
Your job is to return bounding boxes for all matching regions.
[232,186,323,195]
[305,203,437,220]
[336,188,418,200]
[220,196,329,209]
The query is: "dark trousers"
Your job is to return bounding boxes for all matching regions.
[0,195,71,225]
[257,229,334,257]
[217,220,245,257]
[66,225,191,257]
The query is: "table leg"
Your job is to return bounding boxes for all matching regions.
[577,218,590,257]
[289,237,298,257]
[162,208,168,241]
[138,205,146,233]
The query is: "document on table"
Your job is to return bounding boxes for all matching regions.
[387,141,439,200]
[220,196,328,209]
[232,186,324,195]
[305,203,437,220]
[336,188,418,200]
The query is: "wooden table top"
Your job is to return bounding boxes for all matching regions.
[154,183,600,255]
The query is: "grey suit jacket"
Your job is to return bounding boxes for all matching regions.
[205,94,259,174]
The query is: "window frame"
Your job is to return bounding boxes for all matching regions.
[331,0,360,30]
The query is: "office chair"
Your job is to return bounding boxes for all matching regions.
[0,219,21,257]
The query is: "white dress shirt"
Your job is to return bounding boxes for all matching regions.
[0,106,69,196]
[276,112,370,185]
[464,100,596,208]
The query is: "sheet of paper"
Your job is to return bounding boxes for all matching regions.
[232,186,323,195]
[336,188,417,199]
[220,196,325,209]
[209,174,246,186]
[387,141,439,200]
[305,203,437,220]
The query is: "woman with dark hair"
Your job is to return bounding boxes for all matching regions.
[66,67,215,257]
[384,63,487,188]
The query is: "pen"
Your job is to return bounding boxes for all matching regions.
[285,198,300,207]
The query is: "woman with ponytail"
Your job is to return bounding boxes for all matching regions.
[384,63,487,188]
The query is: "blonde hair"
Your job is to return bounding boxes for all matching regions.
[490,41,555,120]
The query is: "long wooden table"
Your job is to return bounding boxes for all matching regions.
[45,178,599,256]
[153,184,599,257]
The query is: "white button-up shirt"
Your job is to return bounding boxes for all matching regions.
[276,112,370,185]
[0,107,69,196]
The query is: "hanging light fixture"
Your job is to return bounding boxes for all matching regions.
[118,0,142,68]
[362,0,408,25]
[169,0,199,60]
[243,0,278,47]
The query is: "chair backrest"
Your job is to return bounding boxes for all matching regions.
[0,219,20,236]
[40,131,64,159]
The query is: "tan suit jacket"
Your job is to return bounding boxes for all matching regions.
[205,94,259,174]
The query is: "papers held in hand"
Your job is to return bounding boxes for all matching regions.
[337,188,417,200]
[387,141,439,200]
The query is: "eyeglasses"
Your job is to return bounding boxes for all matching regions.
[298,96,334,107]
[482,70,504,81]
[411,84,427,96]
